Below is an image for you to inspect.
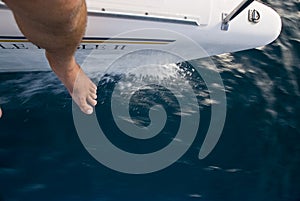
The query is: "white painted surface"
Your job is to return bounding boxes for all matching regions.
[0,0,281,72]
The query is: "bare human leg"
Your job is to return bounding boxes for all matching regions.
[2,0,97,115]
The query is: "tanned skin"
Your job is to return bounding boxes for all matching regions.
[0,0,97,118]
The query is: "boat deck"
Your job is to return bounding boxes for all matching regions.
[87,0,212,26]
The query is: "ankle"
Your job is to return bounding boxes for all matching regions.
[45,51,79,74]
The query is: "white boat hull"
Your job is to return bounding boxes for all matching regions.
[0,0,281,72]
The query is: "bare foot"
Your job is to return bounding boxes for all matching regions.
[46,52,97,115]
[72,67,98,114]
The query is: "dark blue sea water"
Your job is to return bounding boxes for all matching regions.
[0,1,299,201]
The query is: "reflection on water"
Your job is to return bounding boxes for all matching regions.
[0,0,300,200]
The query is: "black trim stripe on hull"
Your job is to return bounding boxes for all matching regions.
[0,36,175,45]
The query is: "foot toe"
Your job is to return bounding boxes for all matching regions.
[84,108,93,115]
[91,83,97,90]
[88,96,97,106]
[77,97,94,115]
[90,93,97,100]
[90,87,97,94]
[82,105,93,115]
